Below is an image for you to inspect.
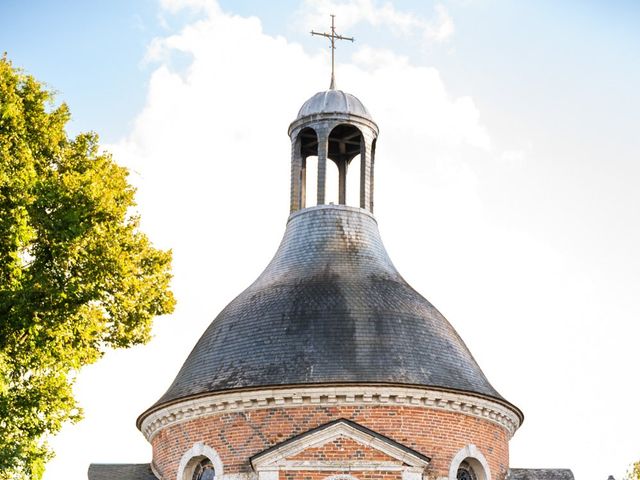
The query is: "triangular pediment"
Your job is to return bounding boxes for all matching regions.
[287,435,400,463]
[250,419,430,470]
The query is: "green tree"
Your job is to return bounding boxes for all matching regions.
[626,461,640,480]
[0,55,175,479]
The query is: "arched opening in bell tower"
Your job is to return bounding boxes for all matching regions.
[298,127,318,209]
[290,121,376,213]
[369,137,377,212]
[325,160,340,205]
[327,123,363,207]
[346,154,361,207]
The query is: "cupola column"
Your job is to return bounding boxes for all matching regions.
[290,135,303,212]
[300,157,307,209]
[360,135,374,211]
[369,152,375,212]
[338,158,347,205]
[316,126,330,206]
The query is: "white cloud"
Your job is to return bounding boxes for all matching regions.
[425,4,455,43]
[297,0,455,44]
[158,0,219,14]
[44,2,490,479]
[500,149,526,163]
[349,45,490,149]
[41,3,640,480]
[117,2,484,229]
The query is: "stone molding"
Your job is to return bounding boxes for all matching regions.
[250,419,429,471]
[288,112,379,137]
[448,445,491,480]
[251,420,427,480]
[323,475,361,480]
[150,461,162,480]
[176,442,224,480]
[287,203,377,223]
[268,461,416,471]
[140,386,521,442]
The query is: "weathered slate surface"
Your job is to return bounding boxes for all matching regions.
[88,463,157,480]
[508,468,575,480]
[151,205,508,410]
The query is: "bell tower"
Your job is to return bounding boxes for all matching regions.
[89,17,549,480]
[289,90,378,212]
[133,73,523,478]
[290,15,378,213]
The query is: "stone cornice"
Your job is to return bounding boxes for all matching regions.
[288,112,379,137]
[139,386,522,442]
[287,204,377,224]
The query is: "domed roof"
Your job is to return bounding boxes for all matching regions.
[297,89,372,120]
[147,205,511,412]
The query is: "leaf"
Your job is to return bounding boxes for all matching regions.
[0,55,175,480]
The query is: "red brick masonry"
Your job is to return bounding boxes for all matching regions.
[289,436,399,462]
[152,404,509,480]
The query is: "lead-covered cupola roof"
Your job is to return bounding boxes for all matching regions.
[296,89,372,121]
[139,81,521,427]
[144,205,513,412]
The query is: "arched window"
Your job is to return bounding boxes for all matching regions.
[448,445,490,480]
[177,443,223,480]
[457,461,478,480]
[191,457,215,480]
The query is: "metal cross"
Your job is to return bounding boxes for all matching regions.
[311,15,354,90]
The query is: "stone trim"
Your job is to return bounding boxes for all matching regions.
[269,462,416,471]
[324,475,361,480]
[448,445,491,480]
[150,461,162,480]
[287,203,376,223]
[140,386,521,442]
[288,112,379,137]
[176,442,224,480]
[402,472,422,480]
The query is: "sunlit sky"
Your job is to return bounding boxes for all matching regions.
[2,1,639,479]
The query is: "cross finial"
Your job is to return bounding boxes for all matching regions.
[311,15,354,90]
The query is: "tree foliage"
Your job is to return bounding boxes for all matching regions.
[0,55,175,479]
[626,462,640,480]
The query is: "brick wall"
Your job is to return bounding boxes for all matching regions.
[151,404,509,480]
[288,436,399,462]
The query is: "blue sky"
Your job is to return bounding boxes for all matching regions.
[2,1,640,479]
[5,1,639,144]
[5,0,640,141]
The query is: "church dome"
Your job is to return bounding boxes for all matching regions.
[297,89,372,120]
[149,205,510,411]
